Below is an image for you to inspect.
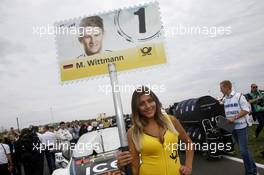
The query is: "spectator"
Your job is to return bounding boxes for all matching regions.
[56,122,73,149]
[49,126,55,133]
[91,120,98,131]
[32,126,44,143]
[72,123,80,143]
[0,137,13,175]
[247,83,264,138]
[13,137,22,175]
[79,123,88,137]
[67,123,73,135]
[103,119,110,128]
[7,127,19,143]
[98,121,104,129]
[17,128,43,175]
[42,125,56,175]
[87,123,93,132]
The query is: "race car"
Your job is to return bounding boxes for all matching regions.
[53,127,122,175]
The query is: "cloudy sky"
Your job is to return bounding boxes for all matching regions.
[0,0,263,130]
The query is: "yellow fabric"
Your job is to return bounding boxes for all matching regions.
[139,129,181,175]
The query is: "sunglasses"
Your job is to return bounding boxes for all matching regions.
[252,86,258,89]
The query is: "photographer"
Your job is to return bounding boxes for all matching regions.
[16,128,43,175]
[248,84,264,138]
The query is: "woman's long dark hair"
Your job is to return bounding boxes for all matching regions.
[130,86,177,151]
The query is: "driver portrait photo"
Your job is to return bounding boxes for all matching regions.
[77,16,105,58]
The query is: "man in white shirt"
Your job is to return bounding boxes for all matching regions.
[42,125,57,174]
[42,126,57,147]
[56,122,73,150]
[220,80,257,175]
[0,138,13,175]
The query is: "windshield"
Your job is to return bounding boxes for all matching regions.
[72,127,121,158]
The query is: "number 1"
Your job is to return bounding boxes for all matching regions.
[134,8,146,33]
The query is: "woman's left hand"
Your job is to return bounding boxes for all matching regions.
[180,165,192,175]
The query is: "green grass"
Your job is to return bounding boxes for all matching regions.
[233,124,264,164]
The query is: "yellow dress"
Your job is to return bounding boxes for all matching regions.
[139,129,181,175]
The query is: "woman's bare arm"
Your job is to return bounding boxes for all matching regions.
[170,116,194,174]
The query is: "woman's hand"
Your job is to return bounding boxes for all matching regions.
[116,151,133,170]
[180,165,192,175]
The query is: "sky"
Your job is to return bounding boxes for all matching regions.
[0,0,263,130]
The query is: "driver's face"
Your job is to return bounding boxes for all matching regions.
[80,27,103,56]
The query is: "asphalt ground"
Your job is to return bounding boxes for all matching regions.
[179,152,264,175]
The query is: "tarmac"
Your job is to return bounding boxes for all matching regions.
[180,152,264,175]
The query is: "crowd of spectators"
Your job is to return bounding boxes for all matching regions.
[0,114,130,175]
